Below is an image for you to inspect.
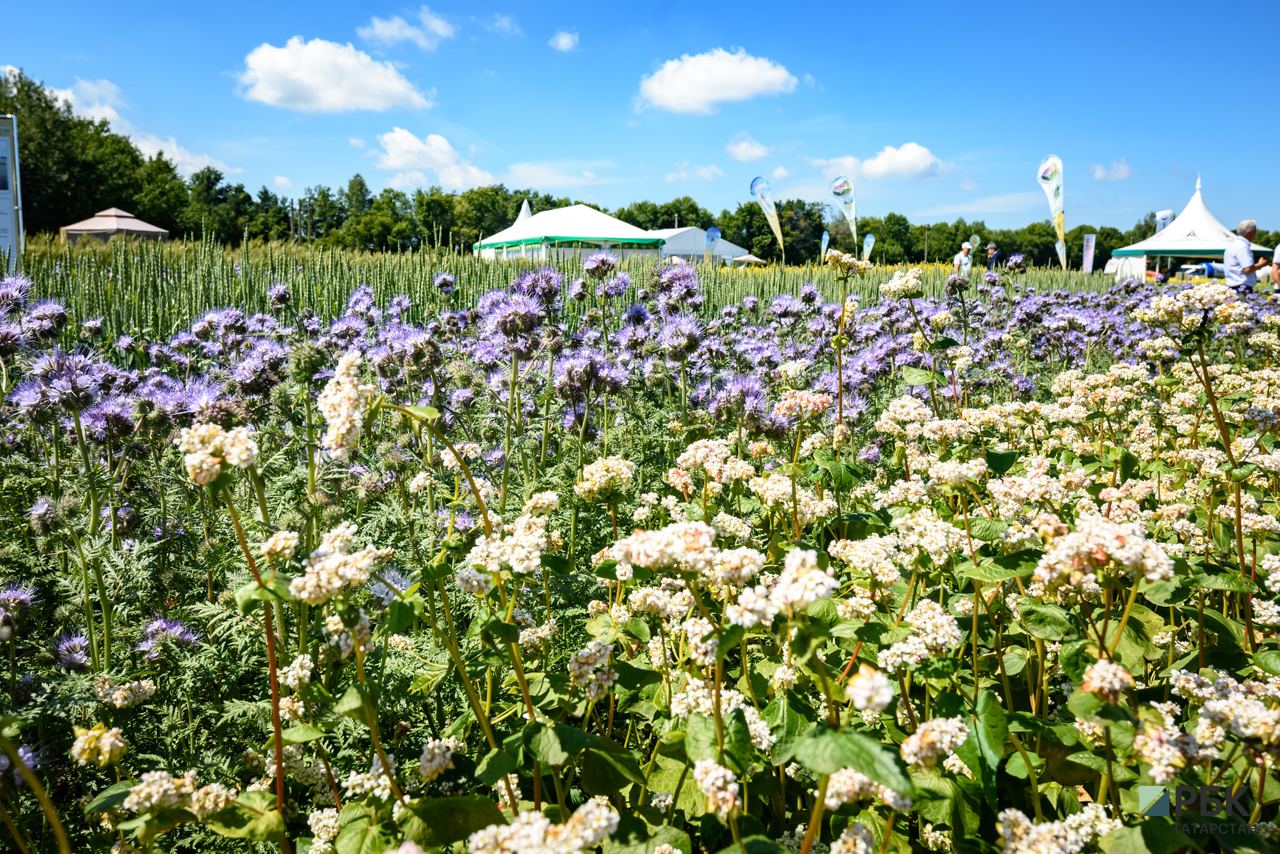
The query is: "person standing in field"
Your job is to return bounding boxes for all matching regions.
[953,241,973,279]
[1271,240,1280,286]
[985,242,1000,271]
[1224,220,1268,293]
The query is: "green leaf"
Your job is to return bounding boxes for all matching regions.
[929,336,962,352]
[205,791,285,842]
[1064,752,1137,781]
[718,837,789,853]
[334,804,395,854]
[399,404,441,424]
[965,517,1007,542]
[900,366,940,386]
[956,559,1030,583]
[1099,821,1196,854]
[972,690,1008,773]
[398,796,506,846]
[282,723,327,744]
[233,574,292,614]
[581,736,645,794]
[603,823,692,854]
[527,722,591,767]
[1193,572,1255,594]
[335,683,370,721]
[793,727,912,794]
[482,618,520,645]
[85,780,136,814]
[1019,599,1075,641]
[763,698,810,765]
[985,449,1019,476]
[1256,650,1280,677]
[475,748,517,785]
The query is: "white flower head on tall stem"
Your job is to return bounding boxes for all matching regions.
[318,351,376,460]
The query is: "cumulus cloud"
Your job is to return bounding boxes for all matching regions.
[274,176,293,189]
[48,78,124,123]
[358,8,455,51]
[507,160,609,188]
[239,37,431,112]
[638,48,797,114]
[133,133,236,175]
[664,162,724,182]
[486,14,521,35]
[811,142,946,180]
[348,137,366,148]
[772,165,789,179]
[373,127,494,190]
[1090,159,1131,181]
[548,31,579,52]
[47,76,234,175]
[726,134,769,162]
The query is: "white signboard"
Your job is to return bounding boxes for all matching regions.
[0,115,22,274]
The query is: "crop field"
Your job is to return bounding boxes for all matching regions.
[1,244,1278,853]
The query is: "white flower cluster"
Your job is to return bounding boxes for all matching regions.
[519,618,558,652]
[611,521,718,577]
[629,580,694,623]
[845,664,894,713]
[568,639,617,702]
[464,508,554,581]
[259,530,300,561]
[824,767,911,812]
[676,439,755,484]
[123,770,236,818]
[772,389,834,421]
[900,716,969,769]
[875,395,932,437]
[318,351,376,459]
[419,737,462,782]
[829,535,904,587]
[280,654,314,690]
[308,808,341,852]
[830,823,876,854]
[575,456,637,501]
[175,423,259,485]
[770,549,838,614]
[467,795,618,853]
[669,675,775,751]
[996,803,1120,854]
[344,755,397,801]
[1030,514,1172,602]
[881,268,924,300]
[93,676,157,708]
[693,759,740,820]
[1080,659,1134,703]
[70,723,128,767]
[748,473,837,526]
[1134,281,1248,332]
[927,457,987,489]
[877,600,962,672]
[289,522,393,604]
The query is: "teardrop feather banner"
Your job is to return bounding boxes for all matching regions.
[830,176,856,248]
[1036,155,1067,270]
[750,176,784,261]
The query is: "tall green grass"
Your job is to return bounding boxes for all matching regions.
[20,237,1116,335]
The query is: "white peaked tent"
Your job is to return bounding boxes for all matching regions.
[648,227,748,264]
[475,204,664,260]
[515,199,532,222]
[60,208,168,243]
[1108,178,1271,279]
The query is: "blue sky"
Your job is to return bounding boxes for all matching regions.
[7,0,1278,228]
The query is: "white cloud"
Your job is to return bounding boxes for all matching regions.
[960,179,978,192]
[726,134,769,162]
[507,160,610,187]
[638,47,797,114]
[919,191,1042,217]
[358,8,456,51]
[664,162,724,182]
[49,77,124,123]
[772,165,789,179]
[273,175,293,189]
[373,127,494,190]
[239,37,431,112]
[48,75,234,175]
[133,133,237,175]
[811,142,946,180]
[548,31,579,52]
[486,14,521,35]
[1090,158,1131,182]
[348,137,366,148]
[388,170,428,190]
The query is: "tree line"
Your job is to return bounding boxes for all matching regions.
[4,68,1275,268]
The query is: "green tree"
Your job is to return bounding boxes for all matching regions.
[132,153,188,236]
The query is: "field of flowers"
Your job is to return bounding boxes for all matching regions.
[1,248,1278,853]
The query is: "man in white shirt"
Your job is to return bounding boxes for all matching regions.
[953,241,973,279]
[1271,243,1280,287]
[1224,220,1268,292]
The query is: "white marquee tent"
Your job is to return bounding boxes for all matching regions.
[1106,178,1271,280]
[648,226,748,264]
[61,208,168,243]
[475,204,663,260]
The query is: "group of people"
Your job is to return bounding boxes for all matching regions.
[951,241,1000,279]
[949,220,1278,292]
[1224,220,1280,291]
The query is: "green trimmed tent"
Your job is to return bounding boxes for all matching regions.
[474,204,663,260]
